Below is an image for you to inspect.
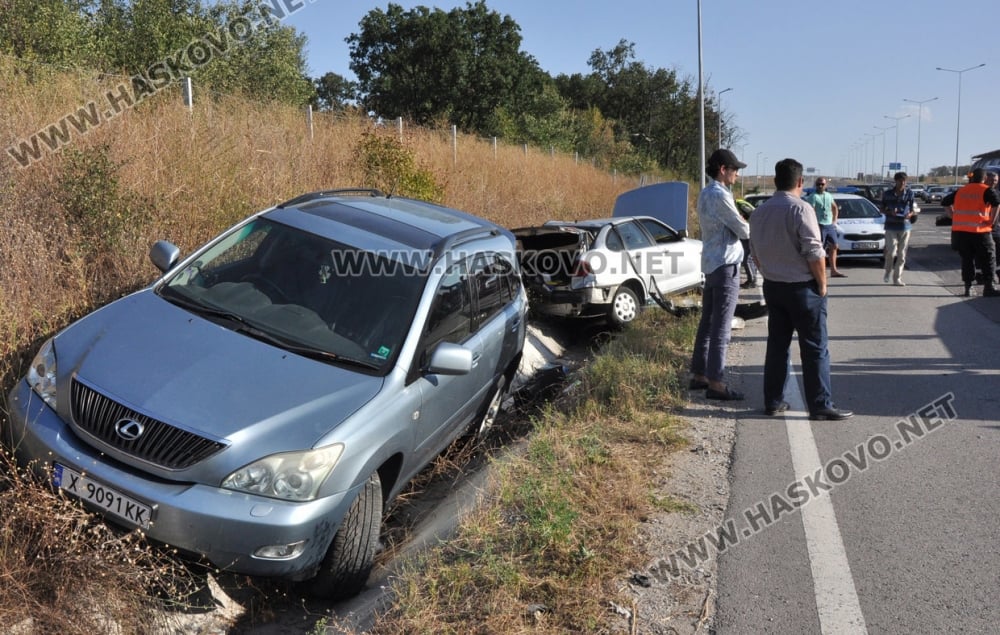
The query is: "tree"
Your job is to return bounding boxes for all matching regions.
[313,71,355,111]
[197,0,313,104]
[555,40,705,178]
[91,0,213,72]
[0,0,97,67]
[347,1,545,132]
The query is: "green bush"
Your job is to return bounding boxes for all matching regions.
[354,131,445,202]
[56,144,149,257]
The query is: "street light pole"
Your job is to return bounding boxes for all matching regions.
[718,87,732,149]
[734,143,746,196]
[874,125,891,179]
[902,97,938,181]
[756,151,762,192]
[936,63,986,184]
[697,0,705,189]
[864,132,878,182]
[883,114,910,169]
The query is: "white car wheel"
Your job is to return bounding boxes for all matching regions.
[608,286,640,326]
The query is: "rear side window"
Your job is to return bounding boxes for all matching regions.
[614,221,654,250]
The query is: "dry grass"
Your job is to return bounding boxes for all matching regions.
[0,451,198,634]
[370,310,697,633]
[0,63,697,633]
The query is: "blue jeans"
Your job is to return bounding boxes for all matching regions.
[691,264,740,382]
[761,280,833,414]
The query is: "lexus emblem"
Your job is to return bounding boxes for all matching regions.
[115,418,145,441]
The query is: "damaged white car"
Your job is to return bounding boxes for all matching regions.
[514,183,703,327]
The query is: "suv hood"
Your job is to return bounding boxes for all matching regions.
[55,290,383,449]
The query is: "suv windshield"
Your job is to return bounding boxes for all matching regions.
[158,218,425,372]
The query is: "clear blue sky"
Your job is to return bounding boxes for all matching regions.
[282,0,996,181]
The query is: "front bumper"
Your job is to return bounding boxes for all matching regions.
[4,380,359,580]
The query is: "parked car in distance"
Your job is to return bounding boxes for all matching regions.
[908,184,926,199]
[924,185,948,203]
[514,216,703,327]
[842,183,889,203]
[4,188,528,600]
[832,193,887,261]
[744,193,772,207]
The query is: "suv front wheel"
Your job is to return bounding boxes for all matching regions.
[309,471,383,600]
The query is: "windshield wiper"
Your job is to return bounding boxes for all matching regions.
[158,286,380,370]
[243,330,381,370]
[159,287,254,328]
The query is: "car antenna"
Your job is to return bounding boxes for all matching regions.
[387,178,399,199]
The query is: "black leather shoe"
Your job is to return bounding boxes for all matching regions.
[809,407,854,421]
[765,402,790,416]
[984,288,1000,297]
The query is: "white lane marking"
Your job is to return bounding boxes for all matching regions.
[783,368,868,634]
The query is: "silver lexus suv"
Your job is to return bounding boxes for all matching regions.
[5,189,527,599]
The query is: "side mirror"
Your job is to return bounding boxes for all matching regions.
[425,342,473,376]
[149,240,181,273]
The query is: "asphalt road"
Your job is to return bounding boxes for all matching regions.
[714,205,1000,634]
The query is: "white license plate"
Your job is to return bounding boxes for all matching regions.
[852,241,879,250]
[53,464,152,529]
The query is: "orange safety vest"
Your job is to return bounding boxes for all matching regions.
[951,183,993,234]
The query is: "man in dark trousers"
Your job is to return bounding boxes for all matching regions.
[950,168,1000,297]
[689,148,750,401]
[749,158,852,421]
[987,171,1000,279]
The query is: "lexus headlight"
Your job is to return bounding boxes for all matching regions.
[26,338,57,409]
[222,444,344,501]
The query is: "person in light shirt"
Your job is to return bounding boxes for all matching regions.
[688,148,750,401]
[749,158,852,421]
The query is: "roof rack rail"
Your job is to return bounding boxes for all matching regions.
[430,227,500,260]
[277,188,385,208]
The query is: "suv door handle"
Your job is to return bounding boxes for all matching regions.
[509,315,521,332]
[472,352,482,367]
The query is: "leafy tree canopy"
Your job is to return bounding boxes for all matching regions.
[347,1,546,132]
[0,0,314,104]
[312,71,356,111]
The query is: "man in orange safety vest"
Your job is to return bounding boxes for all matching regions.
[951,168,1000,296]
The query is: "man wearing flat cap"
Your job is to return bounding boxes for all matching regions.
[689,148,750,400]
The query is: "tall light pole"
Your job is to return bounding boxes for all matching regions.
[864,132,878,182]
[883,114,910,169]
[756,151,763,191]
[734,143,746,196]
[903,96,938,181]
[936,63,985,184]
[718,87,732,149]
[697,0,705,189]
[874,125,891,179]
